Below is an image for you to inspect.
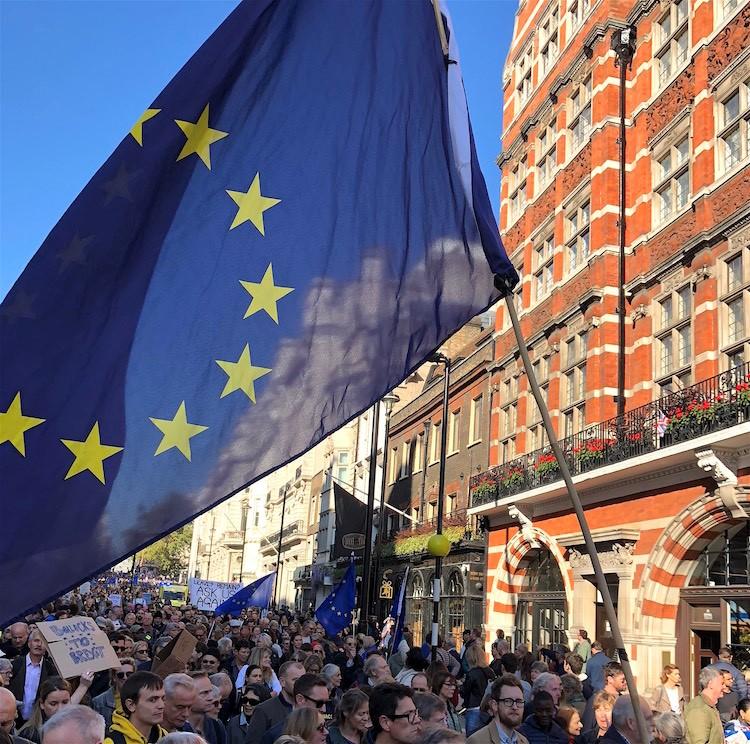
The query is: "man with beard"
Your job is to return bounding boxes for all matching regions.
[468,675,530,744]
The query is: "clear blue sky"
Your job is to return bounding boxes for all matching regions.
[0,0,515,299]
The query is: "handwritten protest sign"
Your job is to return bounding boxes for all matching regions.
[188,578,242,611]
[151,629,197,678]
[37,616,120,679]
[108,593,121,606]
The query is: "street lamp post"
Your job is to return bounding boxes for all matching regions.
[429,353,450,663]
[372,392,400,619]
[419,421,432,523]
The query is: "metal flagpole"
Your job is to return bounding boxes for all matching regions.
[272,486,289,608]
[358,402,381,633]
[499,279,651,744]
[430,353,450,663]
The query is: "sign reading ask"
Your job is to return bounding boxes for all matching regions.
[37,615,120,679]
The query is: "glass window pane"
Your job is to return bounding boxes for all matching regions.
[662,296,673,327]
[729,296,745,343]
[678,326,691,366]
[725,91,741,123]
[676,139,689,165]
[661,335,673,374]
[728,255,743,291]
[676,30,688,65]
[725,127,741,168]
[678,286,691,318]
[676,171,689,207]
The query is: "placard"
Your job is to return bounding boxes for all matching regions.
[188,578,242,611]
[151,629,197,678]
[37,616,120,679]
[108,593,121,606]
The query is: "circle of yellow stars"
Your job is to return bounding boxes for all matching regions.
[2,101,294,485]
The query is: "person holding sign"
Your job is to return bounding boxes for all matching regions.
[8,630,56,724]
[103,671,167,744]
[18,676,91,743]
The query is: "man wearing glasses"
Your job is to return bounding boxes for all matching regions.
[259,674,330,744]
[91,658,136,730]
[369,683,421,744]
[467,674,529,744]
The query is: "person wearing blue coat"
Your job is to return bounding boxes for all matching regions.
[519,692,569,744]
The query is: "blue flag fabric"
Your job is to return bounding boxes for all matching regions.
[0,0,516,622]
[215,572,275,617]
[316,559,357,638]
[389,566,410,654]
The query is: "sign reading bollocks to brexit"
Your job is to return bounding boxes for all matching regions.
[0,0,517,621]
[37,616,121,679]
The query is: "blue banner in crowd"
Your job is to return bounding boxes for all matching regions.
[0,0,516,622]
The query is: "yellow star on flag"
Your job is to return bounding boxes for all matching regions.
[129,108,161,146]
[149,401,208,461]
[61,422,123,484]
[226,173,281,235]
[0,392,45,456]
[215,343,272,403]
[240,264,294,323]
[175,104,228,169]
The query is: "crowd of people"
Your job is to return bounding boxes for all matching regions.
[0,584,747,744]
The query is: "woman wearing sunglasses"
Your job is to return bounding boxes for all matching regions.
[226,683,271,744]
[284,707,328,744]
[91,657,136,729]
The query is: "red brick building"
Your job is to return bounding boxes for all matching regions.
[469,0,750,694]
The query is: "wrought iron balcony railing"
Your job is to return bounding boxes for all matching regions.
[470,362,750,508]
[265,520,303,547]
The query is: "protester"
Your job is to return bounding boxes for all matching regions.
[649,665,684,716]
[186,672,227,744]
[707,648,747,700]
[1,625,30,661]
[580,691,615,744]
[395,650,429,689]
[601,696,653,744]
[19,677,75,743]
[411,675,429,694]
[430,672,462,733]
[335,639,363,691]
[163,674,197,734]
[466,674,528,744]
[225,682,269,744]
[0,687,32,744]
[560,675,586,716]
[556,706,583,744]
[40,705,106,744]
[369,683,421,744]
[326,689,371,744]
[9,630,57,724]
[249,648,280,695]
[519,692,567,744]
[283,708,328,744]
[259,674,330,744]
[581,664,625,731]
[684,667,724,744]
[717,669,739,723]
[584,646,608,694]
[653,712,684,744]
[104,670,167,744]
[572,633,591,673]
[463,644,496,736]
[417,728,465,744]
[93,659,136,730]
[245,662,304,744]
[531,674,562,709]
[413,694,447,728]
[321,665,343,715]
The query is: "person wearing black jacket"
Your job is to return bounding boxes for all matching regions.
[462,643,496,736]
[333,639,364,691]
[519,692,569,744]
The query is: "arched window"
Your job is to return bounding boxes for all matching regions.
[447,571,465,646]
[690,521,750,587]
[411,573,425,598]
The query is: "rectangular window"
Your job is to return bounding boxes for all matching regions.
[656,0,689,87]
[448,410,460,454]
[654,135,690,224]
[718,79,750,175]
[536,123,557,192]
[564,198,591,274]
[508,156,528,224]
[389,447,398,483]
[469,395,483,444]
[570,76,592,152]
[445,492,457,516]
[400,441,410,478]
[539,10,559,77]
[429,421,441,464]
[655,283,693,392]
[569,0,590,33]
[413,432,423,473]
[516,45,533,107]
[533,232,555,301]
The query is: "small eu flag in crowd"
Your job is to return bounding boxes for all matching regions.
[316,558,357,637]
[0,0,516,622]
[214,572,276,617]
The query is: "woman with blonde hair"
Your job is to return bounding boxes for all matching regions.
[580,691,616,744]
[462,642,495,736]
[327,689,370,744]
[650,664,685,715]
[284,707,328,744]
[249,646,281,694]
[18,676,85,744]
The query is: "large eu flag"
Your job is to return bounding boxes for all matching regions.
[0,0,516,621]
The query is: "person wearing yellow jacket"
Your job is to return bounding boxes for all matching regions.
[104,671,168,744]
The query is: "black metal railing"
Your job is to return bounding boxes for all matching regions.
[266,520,303,546]
[470,362,750,508]
[380,508,487,556]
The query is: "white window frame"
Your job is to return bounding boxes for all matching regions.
[412,432,424,473]
[536,123,557,193]
[654,283,693,395]
[429,421,441,464]
[469,395,483,445]
[539,9,559,78]
[389,446,398,484]
[563,194,591,276]
[508,156,528,225]
[516,44,533,108]
[569,75,592,154]
[400,440,410,478]
[721,246,750,369]
[568,0,591,35]
[652,133,690,226]
[654,0,689,89]
[448,410,460,455]
[716,76,750,177]
[532,232,555,302]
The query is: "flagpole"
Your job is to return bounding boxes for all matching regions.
[498,277,651,744]
[430,353,450,664]
[358,402,381,634]
[272,485,289,609]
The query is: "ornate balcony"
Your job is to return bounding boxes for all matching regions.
[471,363,750,508]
